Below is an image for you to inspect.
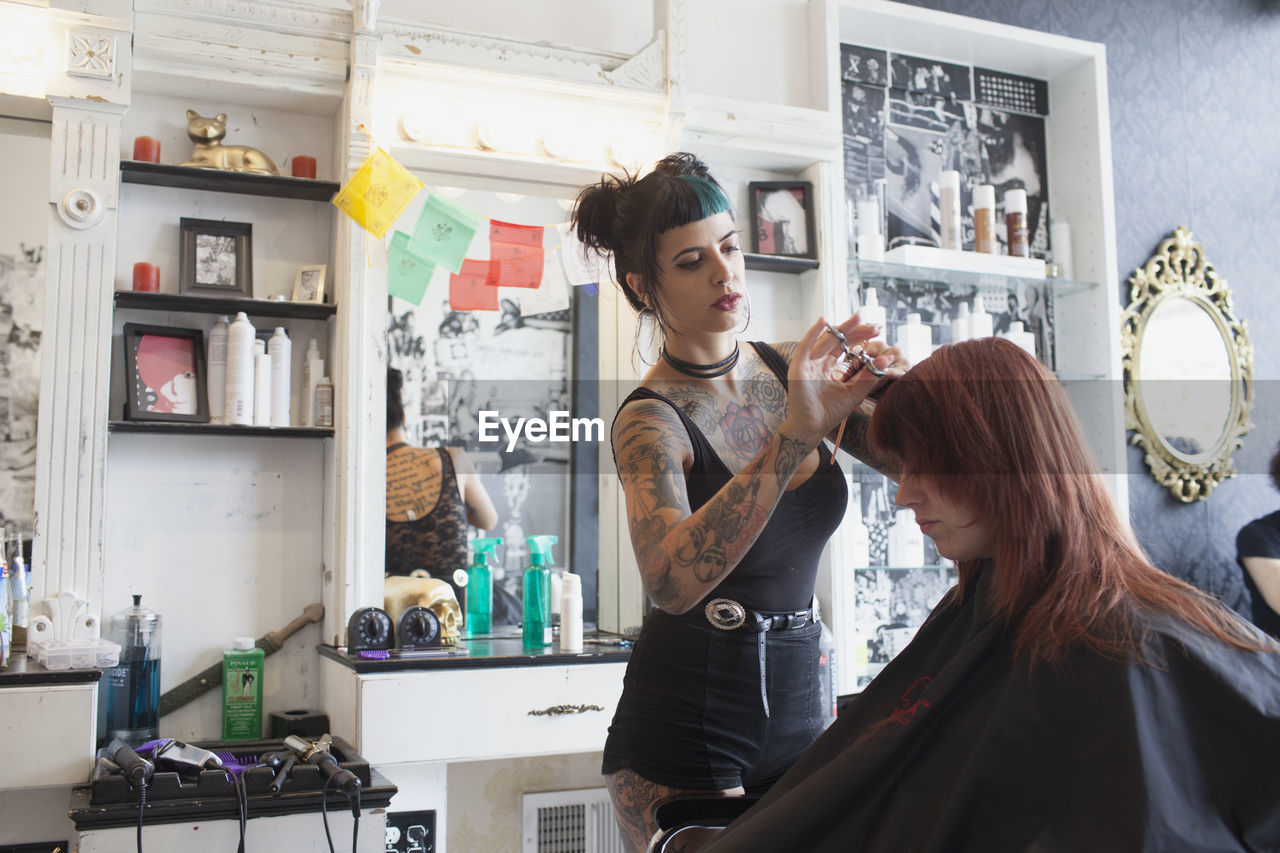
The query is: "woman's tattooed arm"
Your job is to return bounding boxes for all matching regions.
[612,399,818,613]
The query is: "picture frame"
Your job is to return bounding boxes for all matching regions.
[748,181,817,259]
[179,217,252,297]
[292,264,327,303]
[122,323,209,423]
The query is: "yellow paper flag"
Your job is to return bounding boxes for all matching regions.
[331,148,423,239]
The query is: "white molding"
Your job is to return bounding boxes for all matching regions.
[376,18,662,93]
[64,29,117,80]
[601,32,665,91]
[681,92,841,171]
[135,0,351,40]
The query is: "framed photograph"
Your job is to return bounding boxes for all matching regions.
[179,217,252,297]
[748,181,816,259]
[292,264,327,303]
[122,323,209,423]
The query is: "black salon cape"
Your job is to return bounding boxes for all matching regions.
[703,569,1280,852]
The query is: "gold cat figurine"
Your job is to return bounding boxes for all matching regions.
[181,110,279,174]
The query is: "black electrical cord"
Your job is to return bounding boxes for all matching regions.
[321,773,337,853]
[136,782,146,853]
[233,770,248,853]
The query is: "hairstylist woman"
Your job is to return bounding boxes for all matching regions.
[572,152,897,851]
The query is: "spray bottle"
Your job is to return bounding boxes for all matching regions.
[466,537,503,637]
[523,535,557,649]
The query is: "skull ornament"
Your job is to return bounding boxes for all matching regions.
[384,575,463,646]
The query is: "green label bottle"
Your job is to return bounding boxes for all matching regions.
[222,637,264,740]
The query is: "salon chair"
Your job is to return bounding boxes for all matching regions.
[646,796,758,852]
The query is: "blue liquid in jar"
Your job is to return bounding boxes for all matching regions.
[99,657,161,745]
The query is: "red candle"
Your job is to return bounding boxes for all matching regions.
[132,262,159,293]
[291,155,317,179]
[132,136,161,163]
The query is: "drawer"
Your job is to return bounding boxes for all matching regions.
[357,662,625,764]
[0,683,97,787]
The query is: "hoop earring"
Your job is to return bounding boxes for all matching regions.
[634,309,661,368]
[734,290,753,335]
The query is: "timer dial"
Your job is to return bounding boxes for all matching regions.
[347,606,394,652]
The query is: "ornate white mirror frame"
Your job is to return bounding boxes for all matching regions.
[1121,226,1254,502]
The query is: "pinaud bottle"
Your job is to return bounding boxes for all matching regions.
[523,535,558,649]
[465,537,503,637]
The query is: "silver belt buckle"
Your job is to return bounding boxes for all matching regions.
[705,598,747,631]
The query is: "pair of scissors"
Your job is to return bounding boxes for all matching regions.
[824,324,888,463]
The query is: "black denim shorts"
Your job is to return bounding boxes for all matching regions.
[601,608,824,792]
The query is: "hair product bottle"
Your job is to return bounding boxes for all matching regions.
[225,312,256,425]
[1050,218,1074,280]
[888,508,924,568]
[973,184,996,254]
[314,378,334,428]
[938,170,962,251]
[268,327,291,427]
[950,301,971,344]
[897,313,933,367]
[1005,188,1029,258]
[301,338,323,427]
[858,287,886,343]
[855,198,884,262]
[207,316,229,424]
[465,537,503,636]
[99,596,162,746]
[523,535,557,649]
[1002,320,1037,357]
[560,571,583,653]
[252,338,271,427]
[221,636,264,740]
[968,297,994,340]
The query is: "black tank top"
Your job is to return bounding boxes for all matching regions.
[616,342,848,612]
[385,446,470,577]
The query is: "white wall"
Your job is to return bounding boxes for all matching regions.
[686,0,818,108]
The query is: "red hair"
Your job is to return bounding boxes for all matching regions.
[869,337,1267,666]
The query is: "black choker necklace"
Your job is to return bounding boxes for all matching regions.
[661,342,740,378]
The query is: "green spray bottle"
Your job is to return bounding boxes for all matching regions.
[466,537,503,637]
[523,535,558,649]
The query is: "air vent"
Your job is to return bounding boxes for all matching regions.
[522,787,624,853]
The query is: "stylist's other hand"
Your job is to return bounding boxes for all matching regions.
[783,316,895,447]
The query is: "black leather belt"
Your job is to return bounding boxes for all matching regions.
[703,598,816,634]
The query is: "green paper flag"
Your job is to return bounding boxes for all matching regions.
[409,192,482,274]
[388,231,435,305]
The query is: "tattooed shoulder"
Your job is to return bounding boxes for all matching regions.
[770,341,798,364]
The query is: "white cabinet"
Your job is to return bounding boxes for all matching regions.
[318,656,625,766]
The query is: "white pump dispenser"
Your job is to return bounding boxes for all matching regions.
[301,338,323,427]
[559,571,583,653]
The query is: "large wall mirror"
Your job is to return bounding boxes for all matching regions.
[1121,226,1254,502]
[0,115,49,545]
[384,183,600,625]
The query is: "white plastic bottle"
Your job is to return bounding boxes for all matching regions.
[843,483,870,569]
[889,508,925,567]
[1002,320,1037,357]
[252,339,271,427]
[314,377,334,428]
[224,312,256,425]
[301,339,323,427]
[855,198,884,262]
[559,571,583,653]
[938,170,962,251]
[897,313,932,367]
[969,297,994,340]
[950,301,971,344]
[207,316,229,424]
[858,287,886,343]
[268,327,292,427]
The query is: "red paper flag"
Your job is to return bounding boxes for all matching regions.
[449,259,499,311]
[490,220,544,249]
[487,220,545,289]
[485,244,544,289]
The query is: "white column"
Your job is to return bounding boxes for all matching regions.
[326,0,385,644]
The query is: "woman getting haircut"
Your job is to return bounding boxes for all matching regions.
[572,152,897,851]
[696,337,1280,852]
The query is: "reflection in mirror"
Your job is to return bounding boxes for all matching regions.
[1121,226,1254,502]
[385,186,599,628]
[0,116,49,545]
[1138,298,1232,456]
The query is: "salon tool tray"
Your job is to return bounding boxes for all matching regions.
[70,736,396,830]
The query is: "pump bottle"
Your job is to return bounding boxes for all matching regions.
[466,537,503,637]
[858,287,886,343]
[523,535,557,649]
[560,572,583,653]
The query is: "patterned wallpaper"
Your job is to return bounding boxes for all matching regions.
[902,0,1280,613]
